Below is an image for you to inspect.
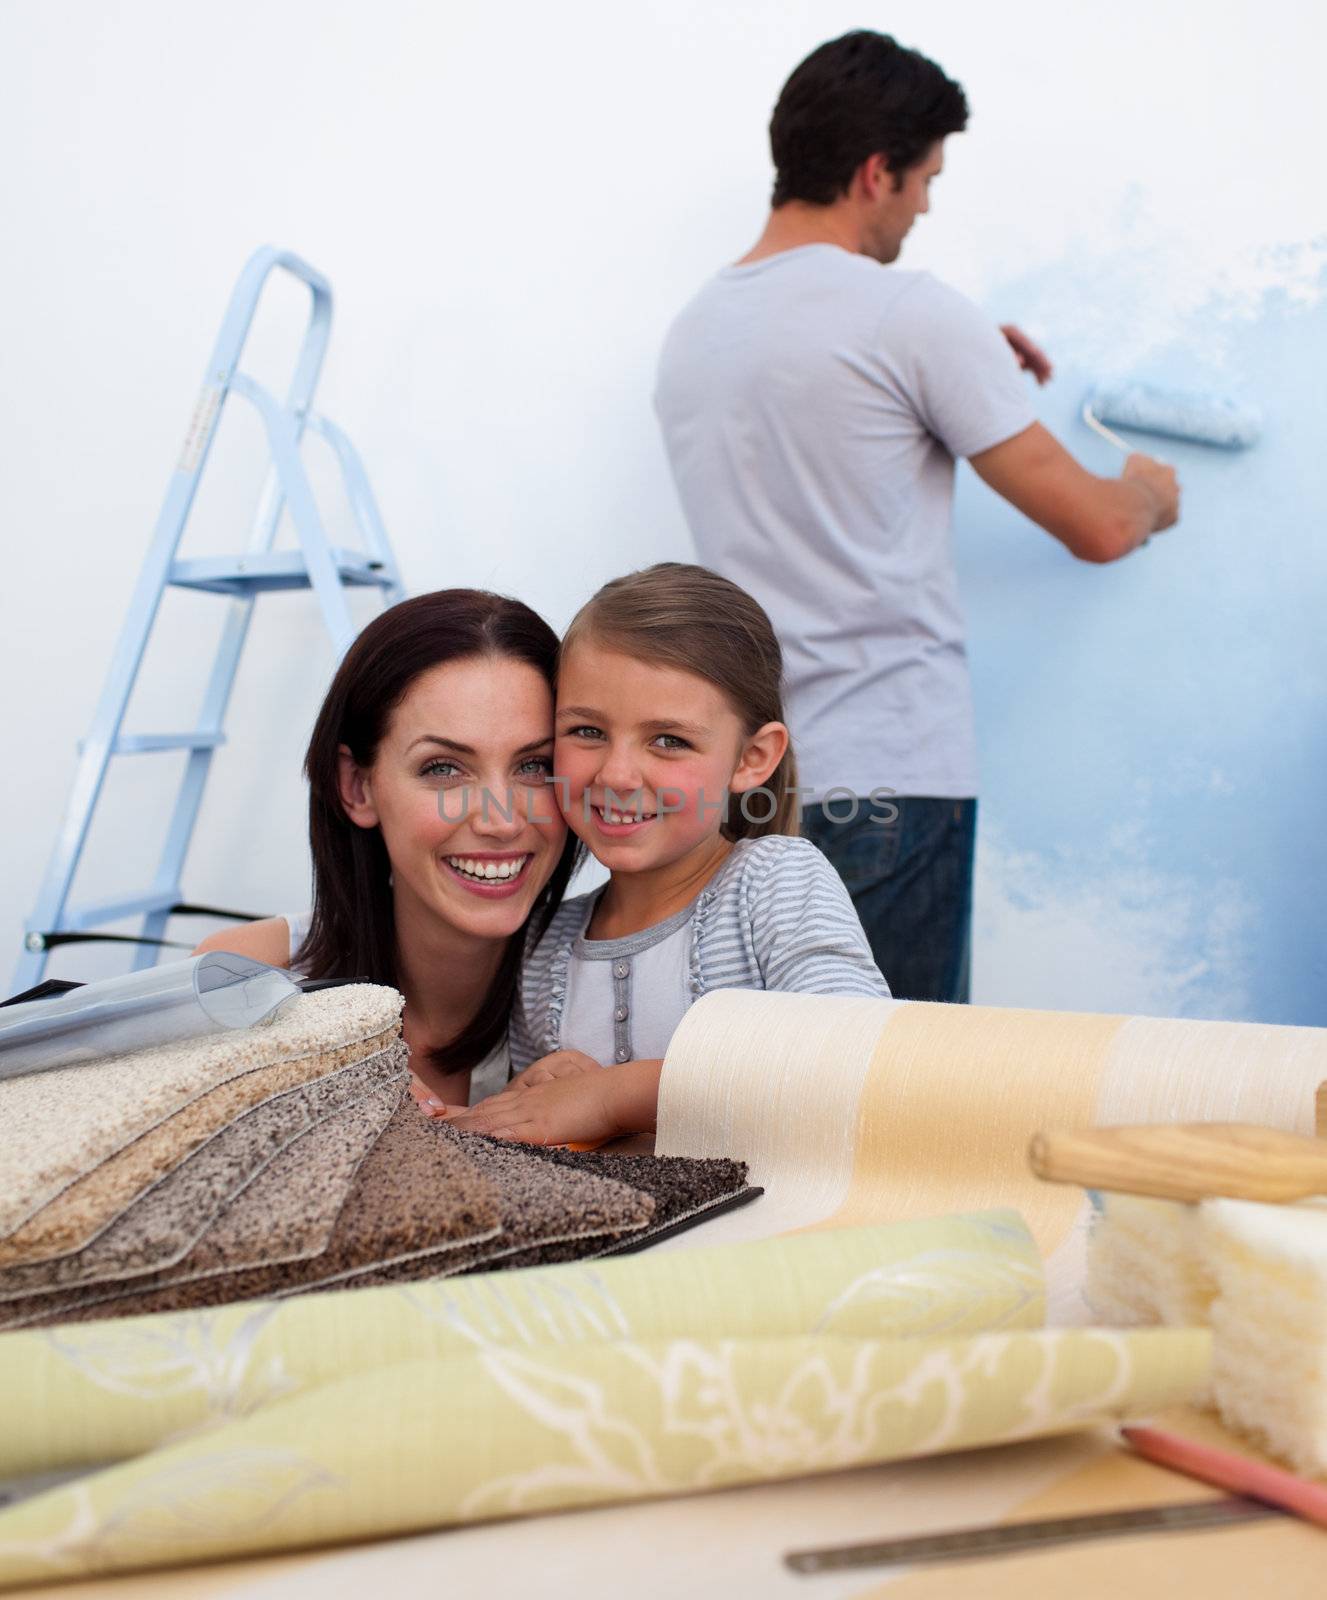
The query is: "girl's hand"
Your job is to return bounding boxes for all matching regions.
[444,1059,664,1147]
[510,1048,603,1089]
[443,1072,620,1146]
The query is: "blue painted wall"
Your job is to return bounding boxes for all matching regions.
[958,271,1327,1024]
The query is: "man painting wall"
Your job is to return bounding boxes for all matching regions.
[654,30,1180,1002]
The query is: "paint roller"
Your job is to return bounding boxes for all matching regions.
[1082,381,1262,452]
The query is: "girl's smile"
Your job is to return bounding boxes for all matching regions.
[555,641,745,875]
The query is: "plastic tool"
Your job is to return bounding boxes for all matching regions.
[0,953,299,1080]
[1082,381,1262,452]
[1027,1122,1327,1204]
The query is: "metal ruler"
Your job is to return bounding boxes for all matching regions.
[785,1496,1280,1574]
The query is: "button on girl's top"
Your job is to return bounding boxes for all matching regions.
[558,899,696,1067]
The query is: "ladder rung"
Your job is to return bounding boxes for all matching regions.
[169,549,391,595]
[114,731,227,754]
[63,890,179,931]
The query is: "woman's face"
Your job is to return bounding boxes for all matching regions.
[338,654,566,941]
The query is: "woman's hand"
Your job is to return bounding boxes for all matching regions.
[442,1058,664,1147]
[409,1073,465,1120]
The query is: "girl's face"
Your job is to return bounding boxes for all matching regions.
[338,655,566,940]
[555,637,784,875]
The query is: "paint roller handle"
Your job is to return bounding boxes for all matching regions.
[1027,1122,1327,1202]
[1121,452,1180,536]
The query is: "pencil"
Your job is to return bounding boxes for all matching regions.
[1122,1425,1327,1529]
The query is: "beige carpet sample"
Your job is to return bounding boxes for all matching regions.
[0,984,403,1240]
[33,1101,505,1321]
[0,1049,407,1327]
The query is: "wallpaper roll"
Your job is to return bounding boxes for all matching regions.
[0,1324,1208,1589]
[0,1211,1041,1481]
[655,992,1327,1316]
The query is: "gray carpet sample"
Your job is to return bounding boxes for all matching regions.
[498,1144,754,1263]
[327,1126,656,1293]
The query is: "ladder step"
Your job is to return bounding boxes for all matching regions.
[114,731,227,754]
[169,549,391,595]
[63,889,180,931]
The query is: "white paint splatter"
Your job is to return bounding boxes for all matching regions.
[972,826,1252,1020]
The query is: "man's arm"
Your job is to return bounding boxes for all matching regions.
[969,422,1180,564]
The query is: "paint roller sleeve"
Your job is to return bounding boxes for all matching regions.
[1085,382,1262,449]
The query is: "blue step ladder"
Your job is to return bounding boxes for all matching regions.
[12,246,405,995]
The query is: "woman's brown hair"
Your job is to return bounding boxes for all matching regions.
[300,589,580,1071]
[561,562,799,840]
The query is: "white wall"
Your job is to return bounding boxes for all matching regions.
[2,0,1324,1004]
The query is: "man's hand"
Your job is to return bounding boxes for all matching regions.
[999,324,1053,385]
[1122,452,1180,533]
[970,422,1182,563]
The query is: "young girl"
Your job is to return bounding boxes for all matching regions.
[435,562,889,1146]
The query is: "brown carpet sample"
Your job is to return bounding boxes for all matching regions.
[0,1023,400,1270]
[27,1101,505,1323]
[516,1145,754,1259]
[0,984,404,1238]
[0,1048,407,1325]
[327,1126,655,1292]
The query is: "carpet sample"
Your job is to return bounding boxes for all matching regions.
[0,1022,401,1270]
[518,1145,755,1260]
[0,984,403,1238]
[29,1101,505,1322]
[0,1048,407,1324]
[327,1126,656,1292]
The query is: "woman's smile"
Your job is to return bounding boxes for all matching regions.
[442,850,535,897]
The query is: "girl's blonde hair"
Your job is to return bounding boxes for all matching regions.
[561,562,800,840]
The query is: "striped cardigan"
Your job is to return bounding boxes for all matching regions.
[508,835,890,1072]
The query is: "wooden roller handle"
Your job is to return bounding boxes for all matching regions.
[1028,1122,1327,1203]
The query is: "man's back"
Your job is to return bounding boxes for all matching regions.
[655,242,1033,800]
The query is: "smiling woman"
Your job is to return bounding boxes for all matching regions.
[195,591,582,1106]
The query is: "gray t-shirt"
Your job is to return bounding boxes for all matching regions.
[655,245,1036,800]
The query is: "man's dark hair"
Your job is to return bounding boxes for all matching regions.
[770,31,968,207]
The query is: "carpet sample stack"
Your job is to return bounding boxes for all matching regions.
[0,983,757,1331]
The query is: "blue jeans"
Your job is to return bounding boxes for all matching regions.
[802,796,977,1003]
